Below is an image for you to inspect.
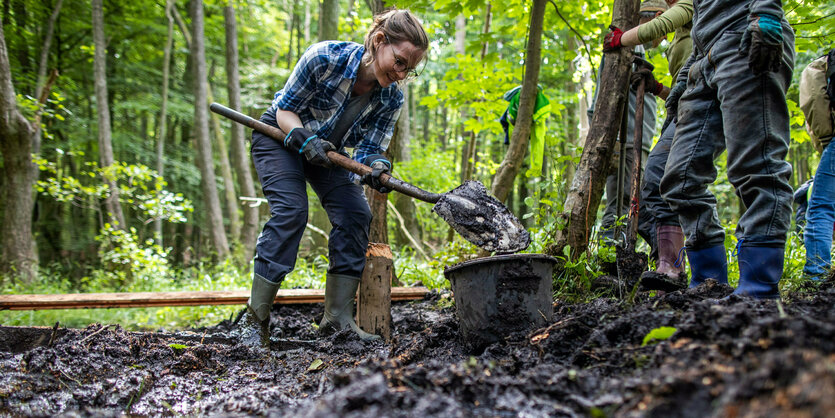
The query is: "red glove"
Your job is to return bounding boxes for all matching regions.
[603,25,624,52]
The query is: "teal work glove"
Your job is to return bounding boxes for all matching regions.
[665,81,687,118]
[284,127,334,168]
[739,14,783,75]
[361,159,392,193]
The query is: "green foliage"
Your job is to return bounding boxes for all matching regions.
[92,224,171,288]
[35,156,193,225]
[642,326,677,346]
[394,250,448,290]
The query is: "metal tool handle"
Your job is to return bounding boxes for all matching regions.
[209,103,442,204]
[626,79,646,251]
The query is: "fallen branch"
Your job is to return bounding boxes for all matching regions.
[77,324,115,345]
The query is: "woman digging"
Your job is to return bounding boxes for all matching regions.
[235,9,429,347]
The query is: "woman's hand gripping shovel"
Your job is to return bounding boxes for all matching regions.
[210,103,531,253]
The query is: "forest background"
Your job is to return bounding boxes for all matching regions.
[1,0,833,329]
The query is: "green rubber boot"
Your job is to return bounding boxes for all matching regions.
[319,273,381,341]
[235,273,280,348]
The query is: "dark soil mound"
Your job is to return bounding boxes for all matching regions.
[2,280,835,416]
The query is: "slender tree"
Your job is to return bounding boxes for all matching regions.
[224,1,259,259]
[390,86,423,250]
[154,0,174,244]
[190,0,230,259]
[547,0,640,259]
[319,0,339,40]
[0,19,37,281]
[490,0,546,202]
[92,0,126,228]
[208,84,241,242]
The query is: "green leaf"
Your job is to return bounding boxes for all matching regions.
[308,358,325,372]
[641,326,677,346]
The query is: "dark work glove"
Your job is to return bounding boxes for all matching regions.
[739,14,783,75]
[603,25,624,52]
[284,127,334,167]
[665,80,687,118]
[361,160,392,193]
[631,68,664,96]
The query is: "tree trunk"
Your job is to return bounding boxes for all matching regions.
[546,0,639,259]
[318,0,338,41]
[154,0,174,244]
[366,0,384,14]
[190,0,230,259]
[0,20,37,281]
[389,89,422,250]
[224,1,259,259]
[303,0,310,43]
[363,0,389,244]
[490,0,546,202]
[561,34,581,187]
[207,84,241,243]
[455,15,472,183]
[35,0,62,100]
[92,0,126,229]
[366,172,389,244]
[286,0,296,69]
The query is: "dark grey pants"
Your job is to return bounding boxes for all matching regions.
[643,120,680,227]
[660,28,795,249]
[251,112,371,283]
[642,118,725,228]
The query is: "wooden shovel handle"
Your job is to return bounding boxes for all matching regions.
[209,103,441,204]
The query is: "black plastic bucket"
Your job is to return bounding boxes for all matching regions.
[443,254,556,353]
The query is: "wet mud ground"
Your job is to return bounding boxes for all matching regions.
[2,278,835,417]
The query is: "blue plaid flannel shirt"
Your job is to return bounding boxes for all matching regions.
[268,41,403,174]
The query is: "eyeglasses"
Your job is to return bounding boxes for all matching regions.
[385,34,420,79]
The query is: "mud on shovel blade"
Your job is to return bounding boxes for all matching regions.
[432,180,530,253]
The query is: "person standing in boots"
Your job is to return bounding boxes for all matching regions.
[591,0,666,248]
[604,0,697,287]
[660,0,795,298]
[236,9,429,347]
[799,49,835,280]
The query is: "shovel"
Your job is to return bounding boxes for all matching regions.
[209,103,530,253]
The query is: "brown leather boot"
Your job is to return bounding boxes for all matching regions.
[639,225,687,291]
[655,225,686,277]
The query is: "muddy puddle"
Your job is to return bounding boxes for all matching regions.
[2,279,835,416]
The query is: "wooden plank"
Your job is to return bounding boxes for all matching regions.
[0,287,429,311]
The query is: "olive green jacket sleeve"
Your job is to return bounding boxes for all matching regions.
[799,55,835,150]
[637,0,694,79]
[636,0,694,44]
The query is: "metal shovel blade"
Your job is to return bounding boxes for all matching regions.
[432,181,531,253]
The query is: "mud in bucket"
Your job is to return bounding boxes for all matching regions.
[444,254,556,354]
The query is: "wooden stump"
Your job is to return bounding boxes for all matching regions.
[357,243,393,341]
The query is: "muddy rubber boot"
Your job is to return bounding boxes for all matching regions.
[639,225,687,291]
[319,274,381,341]
[687,244,728,288]
[235,273,280,348]
[732,246,783,299]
